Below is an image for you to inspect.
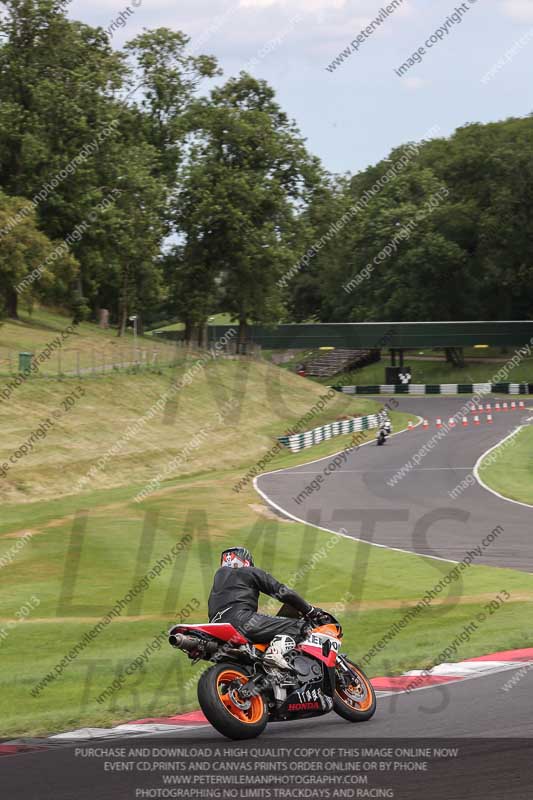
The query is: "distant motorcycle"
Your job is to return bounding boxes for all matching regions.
[376,426,390,445]
[169,604,376,740]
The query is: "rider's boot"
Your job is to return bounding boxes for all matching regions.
[263,634,296,670]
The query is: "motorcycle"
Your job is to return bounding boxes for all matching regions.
[168,604,376,740]
[376,427,388,446]
[376,423,392,447]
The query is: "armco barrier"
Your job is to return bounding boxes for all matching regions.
[277,411,387,453]
[334,383,532,395]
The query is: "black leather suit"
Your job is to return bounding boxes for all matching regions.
[208,566,310,642]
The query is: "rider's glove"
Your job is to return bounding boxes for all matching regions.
[306,606,331,626]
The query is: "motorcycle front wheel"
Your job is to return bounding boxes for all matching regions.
[197,662,268,740]
[334,658,376,722]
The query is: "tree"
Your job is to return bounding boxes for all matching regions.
[308,153,471,323]
[285,116,533,326]
[173,73,320,346]
[163,246,219,345]
[286,175,355,322]
[101,27,221,333]
[0,7,220,326]
[421,116,533,320]
[81,137,169,336]
[0,192,77,317]
[124,28,220,187]
[0,0,125,317]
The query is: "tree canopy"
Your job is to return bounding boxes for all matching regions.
[0,0,531,336]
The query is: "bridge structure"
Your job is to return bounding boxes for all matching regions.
[205,321,531,348]
[203,321,533,369]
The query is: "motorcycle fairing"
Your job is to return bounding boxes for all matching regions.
[169,623,248,644]
[273,680,332,722]
[297,630,341,668]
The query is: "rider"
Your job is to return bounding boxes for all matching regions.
[208,547,329,670]
[380,410,392,436]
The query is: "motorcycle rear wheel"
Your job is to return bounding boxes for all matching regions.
[197,662,268,740]
[334,659,376,722]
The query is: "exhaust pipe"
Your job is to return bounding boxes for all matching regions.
[169,633,198,651]
[169,632,219,657]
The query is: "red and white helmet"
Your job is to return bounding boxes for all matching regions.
[220,547,254,568]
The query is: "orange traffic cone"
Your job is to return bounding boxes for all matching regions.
[519,400,525,409]
[511,401,516,410]
[485,403,491,412]
[474,415,480,425]
[477,405,484,414]
[408,421,413,430]
[462,417,468,427]
[495,402,501,412]
[487,414,493,424]
[503,402,509,412]
[436,418,442,429]
[423,419,429,429]
[448,417,455,428]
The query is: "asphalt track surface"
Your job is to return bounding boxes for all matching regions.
[256,395,533,572]
[3,395,533,798]
[3,670,533,799]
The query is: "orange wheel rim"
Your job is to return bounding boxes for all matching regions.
[336,667,374,712]
[216,669,264,724]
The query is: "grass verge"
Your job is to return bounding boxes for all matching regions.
[0,355,395,504]
[1,446,532,738]
[1,340,531,739]
[478,425,533,504]
[0,306,178,376]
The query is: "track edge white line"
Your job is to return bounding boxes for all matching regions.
[473,425,533,509]
[253,415,460,565]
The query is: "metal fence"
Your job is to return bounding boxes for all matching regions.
[0,340,188,377]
